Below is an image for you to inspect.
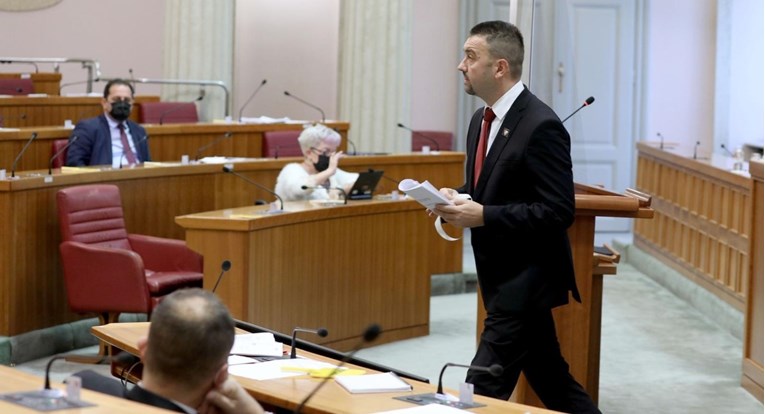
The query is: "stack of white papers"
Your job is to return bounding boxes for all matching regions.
[229,332,284,357]
[334,372,412,394]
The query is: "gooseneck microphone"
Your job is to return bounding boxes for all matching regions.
[294,324,381,414]
[436,362,503,395]
[368,168,400,186]
[656,132,666,150]
[43,355,67,398]
[212,260,232,293]
[284,91,325,122]
[159,92,205,125]
[720,143,735,157]
[561,96,595,123]
[238,79,267,122]
[11,132,38,178]
[693,141,701,160]
[195,132,233,161]
[290,327,329,359]
[48,135,79,175]
[301,185,347,204]
[222,165,284,211]
[397,123,441,151]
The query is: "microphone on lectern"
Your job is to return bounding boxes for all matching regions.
[159,91,205,125]
[284,91,325,123]
[397,122,441,151]
[10,132,38,178]
[49,136,79,175]
[212,260,232,293]
[290,327,329,359]
[238,79,267,122]
[301,185,347,204]
[294,324,381,413]
[561,96,595,123]
[222,165,284,211]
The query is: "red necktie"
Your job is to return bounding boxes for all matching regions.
[118,123,137,165]
[473,107,496,187]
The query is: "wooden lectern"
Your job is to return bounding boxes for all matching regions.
[475,183,654,407]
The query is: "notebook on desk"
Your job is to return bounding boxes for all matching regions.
[348,169,384,200]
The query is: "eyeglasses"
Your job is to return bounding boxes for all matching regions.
[310,147,333,156]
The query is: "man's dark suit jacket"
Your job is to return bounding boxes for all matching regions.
[126,385,190,413]
[459,87,580,315]
[66,114,150,166]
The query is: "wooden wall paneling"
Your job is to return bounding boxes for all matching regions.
[742,160,763,401]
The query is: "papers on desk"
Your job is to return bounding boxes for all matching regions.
[197,156,253,164]
[229,357,337,381]
[230,333,283,357]
[374,403,470,414]
[334,372,412,394]
[239,116,304,124]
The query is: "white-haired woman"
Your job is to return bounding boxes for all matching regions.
[275,124,358,201]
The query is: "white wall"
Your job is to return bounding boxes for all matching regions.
[0,0,164,96]
[644,0,717,151]
[411,0,460,134]
[233,0,340,122]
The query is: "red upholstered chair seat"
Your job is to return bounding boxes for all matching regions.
[50,139,70,170]
[57,184,203,318]
[262,130,303,158]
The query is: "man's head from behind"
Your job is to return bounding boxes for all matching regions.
[140,288,235,391]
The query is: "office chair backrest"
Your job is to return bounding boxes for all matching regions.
[411,130,454,152]
[57,184,131,250]
[50,139,69,169]
[139,102,199,124]
[0,78,34,95]
[263,130,303,158]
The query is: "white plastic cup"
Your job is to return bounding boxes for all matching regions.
[224,115,233,124]
[64,119,73,128]
[0,169,6,180]
[421,145,431,154]
[181,154,190,165]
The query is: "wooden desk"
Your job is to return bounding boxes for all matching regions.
[742,159,763,401]
[0,365,174,413]
[475,183,653,407]
[0,95,159,128]
[176,199,444,350]
[0,122,349,172]
[0,73,62,95]
[634,142,753,311]
[92,322,563,414]
[0,153,463,337]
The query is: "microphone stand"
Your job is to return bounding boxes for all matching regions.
[283,91,325,122]
[48,136,79,175]
[396,362,502,409]
[222,166,285,211]
[10,132,38,178]
[158,93,204,125]
[238,79,267,122]
[195,132,233,161]
[561,96,595,124]
[396,123,441,151]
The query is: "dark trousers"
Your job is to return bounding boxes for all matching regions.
[466,309,601,414]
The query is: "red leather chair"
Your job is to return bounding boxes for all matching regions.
[139,101,199,124]
[50,139,69,169]
[57,184,203,359]
[0,78,34,95]
[411,130,454,152]
[262,130,303,158]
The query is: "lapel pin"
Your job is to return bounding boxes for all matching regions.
[502,128,510,137]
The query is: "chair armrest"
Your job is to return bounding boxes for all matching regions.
[128,234,203,273]
[60,241,152,314]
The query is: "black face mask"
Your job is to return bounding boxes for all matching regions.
[313,154,330,172]
[109,101,132,122]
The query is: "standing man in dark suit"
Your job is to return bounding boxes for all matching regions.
[66,79,150,167]
[433,21,600,413]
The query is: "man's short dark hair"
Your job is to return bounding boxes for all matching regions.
[103,79,135,99]
[469,20,524,80]
[145,288,235,389]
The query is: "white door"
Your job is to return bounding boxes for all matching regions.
[551,0,638,232]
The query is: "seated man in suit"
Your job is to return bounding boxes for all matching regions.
[127,288,263,414]
[66,79,150,167]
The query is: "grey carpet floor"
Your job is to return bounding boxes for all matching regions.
[13,265,763,413]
